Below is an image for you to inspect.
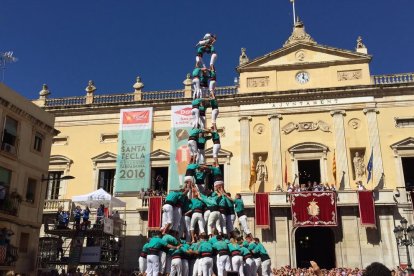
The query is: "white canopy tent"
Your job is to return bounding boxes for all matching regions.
[72,188,126,209]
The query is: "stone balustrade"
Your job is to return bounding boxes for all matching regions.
[43,199,72,213]
[40,86,238,108]
[373,73,414,85]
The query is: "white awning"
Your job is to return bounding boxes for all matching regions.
[72,188,126,208]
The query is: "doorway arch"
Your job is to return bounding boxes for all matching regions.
[295,227,336,269]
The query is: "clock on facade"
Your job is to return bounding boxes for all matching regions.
[296,71,310,84]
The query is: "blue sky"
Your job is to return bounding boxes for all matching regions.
[1,0,413,99]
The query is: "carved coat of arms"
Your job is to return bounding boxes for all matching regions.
[307,199,320,217]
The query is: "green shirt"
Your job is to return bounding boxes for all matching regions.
[211,131,220,141]
[192,68,202,78]
[208,236,218,245]
[200,194,218,208]
[142,242,150,254]
[182,197,191,214]
[209,166,222,176]
[252,243,268,256]
[165,191,182,205]
[195,171,205,184]
[240,246,251,257]
[234,198,244,214]
[210,99,218,109]
[191,98,202,107]
[190,198,204,211]
[213,240,229,252]
[162,234,179,246]
[189,128,201,138]
[147,237,167,250]
[187,163,199,171]
[198,241,213,253]
[228,243,241,253]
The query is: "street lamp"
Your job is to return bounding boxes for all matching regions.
[394,218,414,274]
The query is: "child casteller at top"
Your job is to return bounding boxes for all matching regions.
[195,33,217,70]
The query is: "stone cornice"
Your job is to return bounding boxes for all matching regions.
[42,82,414,117]
[0,96,58,135]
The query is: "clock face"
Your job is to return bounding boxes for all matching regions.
[296,71,310,84]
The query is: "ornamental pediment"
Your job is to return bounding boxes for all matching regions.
[390,137,414,150]
[150,149,170,160]
[237,43,371,72]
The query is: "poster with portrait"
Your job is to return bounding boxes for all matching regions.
[114,108,153,196]
[169,105,192,191]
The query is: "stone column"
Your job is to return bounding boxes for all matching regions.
[363,108,385,188]
[239,116,252,192]
[330,110,351,189]
[268,114,283,190]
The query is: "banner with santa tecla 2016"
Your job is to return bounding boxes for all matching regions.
[169,105,192,191]
[114,108,153,196]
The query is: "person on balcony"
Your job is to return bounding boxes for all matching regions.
[73,206,82,229]
[82,207,90,229]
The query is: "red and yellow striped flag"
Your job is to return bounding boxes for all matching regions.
[332,150,337,185]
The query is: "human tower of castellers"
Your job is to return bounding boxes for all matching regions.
[138,34,272,276]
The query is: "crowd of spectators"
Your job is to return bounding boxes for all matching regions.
[139,188,167,206]
[282,181,337,193]
[271,262,405,276]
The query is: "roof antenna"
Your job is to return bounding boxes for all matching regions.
[0,51,18,82]
[290,0,297,25]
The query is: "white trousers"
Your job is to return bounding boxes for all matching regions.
[231,255,244,276]
[139,256,147,274]
[162,204,173,229]
[203,210,210,232]
[170,258,182,276]
[191,108,200,129]
[254,257,262,276]
[146,254,160,276]
[197,148,205,164]
[192,78,202,99]
[244,258,256,276]
[238,215,251,235]
[210,53,217,66]
[209,80,216,95]
[200,257,213,276]
[181,215,191,242]
[218,213,227,235]
[190,212,205,233]
[192,258,201,276]
[226,214,235,233]
[173,206,182,231]
[261,259,271,276]
[207,211,221,235]
[212,143,221,158]
[182,259,189,276]
[188,140,198,157]
[217,255,231,276]
[195,56,205,68]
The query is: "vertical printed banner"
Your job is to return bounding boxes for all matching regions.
[114,108,153,196]
[169,105,192,191]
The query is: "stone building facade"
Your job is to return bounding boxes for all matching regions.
[0,83,56,275]
[36,21,414,270]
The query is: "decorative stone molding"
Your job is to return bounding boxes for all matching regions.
[282,120,330,134]
[337,70,362,81]
[100,133,118,143]
[153,130,170,141]
[239,48,249,66]
[49,155,73,173]
[348,118,361,130]
[52,136,69,146]
[238,116,252,122]
[150,149,170,161]
[91,151,117,170]
[330,110,346,116]
[363,108,379,114]
[283,18,317,47]
[247,77,269,88]
[295,50,306,61]
[205,147,233,165]
[267,114,282,120]
[253,123,265,135]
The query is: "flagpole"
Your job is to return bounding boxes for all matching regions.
[291,0,296,25]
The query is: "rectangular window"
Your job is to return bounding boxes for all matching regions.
[19,233,30,253]
[0,166,12,201]
[26,178,37,203]
[98,169,115,195]
[46,171,63,200]
[1,116,18,155]
[33,132,43,152]
[395,117,414,128]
